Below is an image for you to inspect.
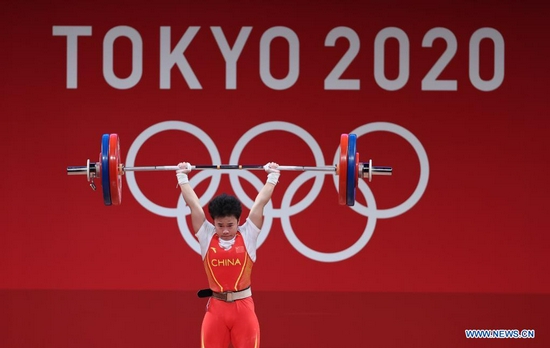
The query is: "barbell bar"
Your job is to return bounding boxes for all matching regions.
[67,133,393,206]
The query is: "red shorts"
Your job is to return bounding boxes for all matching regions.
[201,296,260,348]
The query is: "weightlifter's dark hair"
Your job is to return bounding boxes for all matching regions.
[208,193,242,220]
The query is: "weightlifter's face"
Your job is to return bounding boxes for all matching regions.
[214,216,239,241]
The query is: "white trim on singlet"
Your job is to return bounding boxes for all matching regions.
[195,218,261,262]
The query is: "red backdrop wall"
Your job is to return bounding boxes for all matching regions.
[1,0,548,347]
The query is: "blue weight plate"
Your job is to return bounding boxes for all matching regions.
[101,134,112,206]
[346,134,357,206]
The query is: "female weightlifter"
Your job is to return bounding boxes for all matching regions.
[176,162,280,348]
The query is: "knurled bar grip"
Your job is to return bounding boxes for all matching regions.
[123,165,338,172]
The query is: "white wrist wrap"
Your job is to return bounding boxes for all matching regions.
[267,172,280,185]
[176,172,189,185]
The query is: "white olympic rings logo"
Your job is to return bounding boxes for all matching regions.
[125,121,429,263]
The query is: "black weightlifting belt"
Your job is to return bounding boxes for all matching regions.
[197,287,252,302]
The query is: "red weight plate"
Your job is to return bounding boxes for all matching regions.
[338,134,348,205]
[109,133,123,205]
[355,152,359,192]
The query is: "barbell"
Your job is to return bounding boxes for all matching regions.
[66,133,392,206]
